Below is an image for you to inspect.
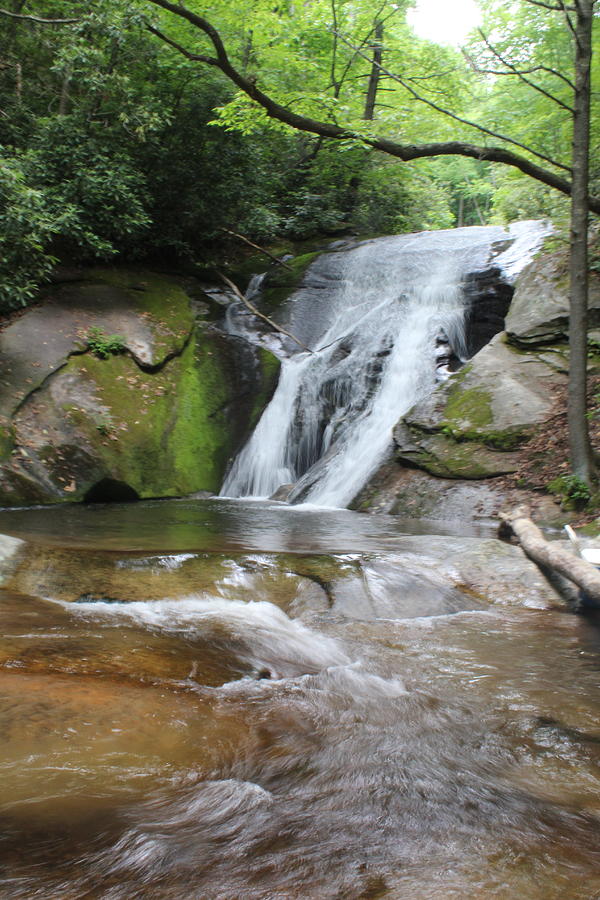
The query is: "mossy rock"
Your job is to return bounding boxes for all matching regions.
[247,347,281,432]
[396,431,521,479]
[0,324,278,506]
[0,421,14,463]
[0,267,194,430]
[443,385,493,430]
[259,252,320,312]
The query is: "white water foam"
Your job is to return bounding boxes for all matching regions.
[62,595,350,677]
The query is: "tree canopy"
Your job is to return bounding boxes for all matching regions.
[0,0,597,312]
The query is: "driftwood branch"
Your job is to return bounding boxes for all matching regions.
[219,228,292,270]
[216,271,313,353]
[499,505,600,604]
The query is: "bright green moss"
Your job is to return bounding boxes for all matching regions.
[67,328,237,497]
[88,268,194,359]
[443,386,493,429]
[247,348,280,431]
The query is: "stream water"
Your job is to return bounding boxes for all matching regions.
[0,499,600,899]
[1,223,600,898]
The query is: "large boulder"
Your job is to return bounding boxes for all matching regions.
[506,250,600,346]
[371,249,600,523]
[0,269,279,506]
[394,333,566,479]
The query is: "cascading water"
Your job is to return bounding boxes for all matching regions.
[221,222,549,508]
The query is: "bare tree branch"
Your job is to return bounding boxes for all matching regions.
[462,48,575,90]
[143,0,600,214]
[145,24,216,65]
[0,7,79,24]
[557,0,579,39]
[330,4,397,100]
[219,228,293,270]
[216,271,313,353]
[522,0,575,10]
[476,29,574,112]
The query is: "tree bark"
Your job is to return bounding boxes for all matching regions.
[363,20,383,121]
[567,0,595,483]
[499,505,600,603]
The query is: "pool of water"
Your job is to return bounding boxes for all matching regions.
[0,499,599,898]
[0,497,496,553]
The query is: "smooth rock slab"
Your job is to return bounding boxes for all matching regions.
[506,252,600,347]
[395,333,565,478]
[0,269,193,429]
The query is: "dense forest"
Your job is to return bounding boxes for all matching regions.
[1,0,597,315]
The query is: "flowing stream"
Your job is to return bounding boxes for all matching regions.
[1,224,599,899]
[0,499,599,899]
[221,222,548,507]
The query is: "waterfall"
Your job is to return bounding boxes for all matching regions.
[220,222,549,508]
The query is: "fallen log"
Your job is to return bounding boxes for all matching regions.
[499,505,600,605]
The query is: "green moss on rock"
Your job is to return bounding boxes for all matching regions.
[247,348,281,432]
[68,330,235,496]
[398,432,520,479]
[443,385,493,429]
[87,268,193,359]
[259,252,320,311]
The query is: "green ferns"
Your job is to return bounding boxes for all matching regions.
[85,327,127,359]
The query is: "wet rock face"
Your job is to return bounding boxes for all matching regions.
[359,249,600,522]
[462,266,514,358]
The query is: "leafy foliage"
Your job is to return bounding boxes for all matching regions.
[0,150,58,310]
[85,327,127,359]
[0,0,597,314]
[548,474,592,508]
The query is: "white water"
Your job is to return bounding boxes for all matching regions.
[221,222,549,508]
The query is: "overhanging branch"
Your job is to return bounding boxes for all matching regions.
[144,0,600,215]
[334,29,571,172]
[476,29,574,113]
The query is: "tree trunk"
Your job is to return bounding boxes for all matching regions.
[58,69,70,115]
[363,20,383,121]
[499,505,600,604]
[567,0,595,484]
